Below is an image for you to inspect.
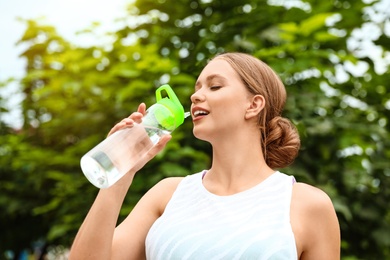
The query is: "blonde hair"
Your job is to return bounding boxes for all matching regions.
[214,52,300,169]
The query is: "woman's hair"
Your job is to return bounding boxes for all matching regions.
[214,52,300,169]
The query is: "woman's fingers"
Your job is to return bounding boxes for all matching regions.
[130,134,172,173]
[107,118,134,137]
[107,103,148,137]
[137,103,147,115]
[144,134,172,161]
[127,103,147,124]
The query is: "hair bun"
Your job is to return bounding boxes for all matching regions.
[264,116,300,169]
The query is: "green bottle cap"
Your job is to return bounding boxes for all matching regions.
[154,84,185,131]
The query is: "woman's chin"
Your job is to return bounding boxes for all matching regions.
[193,129,210,142]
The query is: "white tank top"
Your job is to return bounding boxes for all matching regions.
[145,171,297,260]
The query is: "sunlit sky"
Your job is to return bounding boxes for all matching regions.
[1,0,131,80]
[0,0,131,127]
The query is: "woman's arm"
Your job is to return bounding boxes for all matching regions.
[69,103,172,259]
[69,173,181,260]
[68,176,134,260]
[112,177,183,259]
[291,183,341,260]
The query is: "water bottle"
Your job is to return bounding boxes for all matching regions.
[80,84,188,188]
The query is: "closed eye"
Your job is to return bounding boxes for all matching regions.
[210,86,221,90]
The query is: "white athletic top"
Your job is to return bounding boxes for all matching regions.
[145,171,297,260]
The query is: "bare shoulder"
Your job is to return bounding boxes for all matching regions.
[291,182,340,259]
[147,177,185,213]
[154,176,185,189]
[118,176,185,226]
[291,182,338,227]
[150,176,184,198]
[292,182,334,210]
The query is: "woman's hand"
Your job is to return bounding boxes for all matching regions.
[107,103,172,176]
[107,103,147,137]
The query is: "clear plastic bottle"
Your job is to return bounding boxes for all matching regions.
[80,84,188,188]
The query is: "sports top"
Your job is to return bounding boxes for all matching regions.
[145,171,297,259]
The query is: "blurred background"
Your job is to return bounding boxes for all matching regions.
[1,0,389,259]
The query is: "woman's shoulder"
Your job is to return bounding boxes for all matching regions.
[151,177,185,196]
[292,182,333,207]
[149,172,205,208]
[136,177,184,217]
[291,182,340,258]
[291,182,336,224]
[153,171,205,190]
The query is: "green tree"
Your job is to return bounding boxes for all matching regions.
[0,0,389,258]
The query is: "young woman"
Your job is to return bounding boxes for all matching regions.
[69,52,340,259]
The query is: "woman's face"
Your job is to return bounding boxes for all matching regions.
[190,58,253,142]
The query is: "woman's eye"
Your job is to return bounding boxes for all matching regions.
[210,86,221,90]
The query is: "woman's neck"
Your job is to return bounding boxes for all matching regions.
[204,134,274,196]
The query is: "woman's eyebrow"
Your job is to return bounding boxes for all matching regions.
[206,74,227,82]
[195,74,227,87]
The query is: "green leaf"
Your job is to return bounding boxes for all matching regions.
[300,13,335,36]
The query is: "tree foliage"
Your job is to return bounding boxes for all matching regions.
[1,0,389,258]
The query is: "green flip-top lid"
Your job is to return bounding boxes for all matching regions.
[154,84,185,130]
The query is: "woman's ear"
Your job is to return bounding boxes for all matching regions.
[245,95,265,119]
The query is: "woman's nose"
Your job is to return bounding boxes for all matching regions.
[190,91,205,103]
